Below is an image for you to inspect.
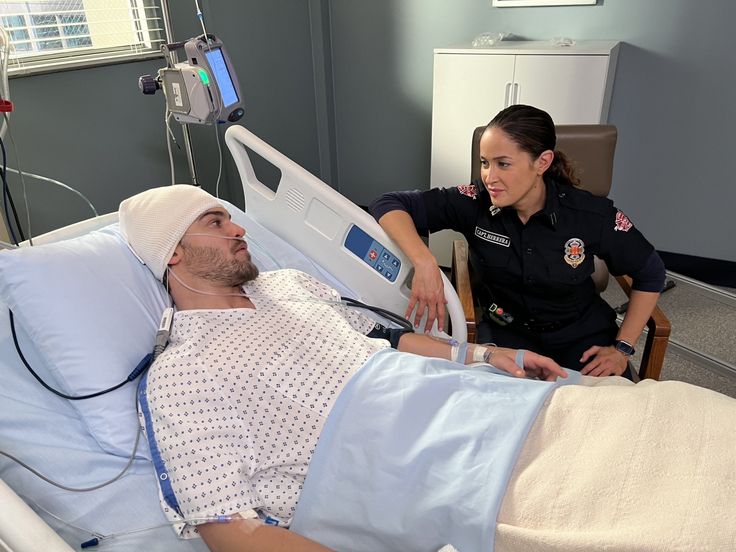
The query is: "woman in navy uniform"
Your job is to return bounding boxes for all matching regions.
[370,105,665,378]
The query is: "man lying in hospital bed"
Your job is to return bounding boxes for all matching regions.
[0,128,734,552]
[119,184,566,552]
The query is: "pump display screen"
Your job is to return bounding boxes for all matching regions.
[205,48,239,107]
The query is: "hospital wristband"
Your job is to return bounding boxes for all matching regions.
[451,341,469,363]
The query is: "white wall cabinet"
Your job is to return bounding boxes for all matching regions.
[429,40,620,266]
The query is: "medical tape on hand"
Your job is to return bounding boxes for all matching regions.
[515,349,527,369]
[471,344,488,363]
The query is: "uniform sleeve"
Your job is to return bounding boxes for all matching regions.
[422,182,486,235]
[597,205,661,286]
[370,183,485,236]
[369,190,428,230]
[628,250,666,292]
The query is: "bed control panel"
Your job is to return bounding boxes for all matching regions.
[344,225,401,282]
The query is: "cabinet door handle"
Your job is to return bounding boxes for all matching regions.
[504,82,512,107]
[512,82,519,105]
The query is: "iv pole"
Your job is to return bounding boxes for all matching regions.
[159,0,199,186]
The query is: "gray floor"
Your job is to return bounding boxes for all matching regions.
[601,275,736,398]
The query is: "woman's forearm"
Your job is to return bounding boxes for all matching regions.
[617,290,660,346]
[377,210,436,268]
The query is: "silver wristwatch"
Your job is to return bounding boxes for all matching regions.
[613,339,635,356]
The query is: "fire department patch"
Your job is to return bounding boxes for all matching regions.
[457,183,477,199]
[564,238,586,268]
[614,210,633,232]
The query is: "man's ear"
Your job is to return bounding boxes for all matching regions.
[168,244,183,268]
[536,150,554,175]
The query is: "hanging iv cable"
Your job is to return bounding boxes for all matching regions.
[0,133,25,244]
[340,296,414,332]
[3,166,98,217]
[0,308,174,492]
[165,107,178,186]
[214,121,224,198]
[20,494,235,550]
[8,310,153,400]
[194,0,212,49]
[8,305,174,400]
[2,115,33,244]
[0,396,143,493]
[0,25,11,140]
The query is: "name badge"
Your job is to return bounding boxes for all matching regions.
[474,227,510,247]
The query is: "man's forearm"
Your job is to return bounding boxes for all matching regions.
[396,332,488,364]
[199,519,333,552]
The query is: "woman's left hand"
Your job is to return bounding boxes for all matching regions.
[579,345,628,377]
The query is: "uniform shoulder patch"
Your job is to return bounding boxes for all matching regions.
[614,210,633,232]
[457,183,478,199]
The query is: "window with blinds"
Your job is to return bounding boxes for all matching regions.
[0,0,165,75]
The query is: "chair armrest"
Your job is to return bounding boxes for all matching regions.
[615,276,672,381]
[451,239,477,343]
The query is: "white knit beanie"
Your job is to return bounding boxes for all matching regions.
[119,185,223,280]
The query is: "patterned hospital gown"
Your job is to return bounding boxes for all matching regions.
[141,269,389,536]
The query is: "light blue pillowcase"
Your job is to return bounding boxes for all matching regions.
[0,224,169,459]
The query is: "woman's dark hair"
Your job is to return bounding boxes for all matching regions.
[486,104,580,187]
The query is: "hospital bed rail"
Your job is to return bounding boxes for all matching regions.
[224,125,467,341]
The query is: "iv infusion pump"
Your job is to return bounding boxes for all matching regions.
[139,34,244,125]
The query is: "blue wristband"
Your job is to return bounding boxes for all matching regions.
[515,349,527,370]
[457,341,469,364]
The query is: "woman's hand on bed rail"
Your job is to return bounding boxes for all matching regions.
[489,347,567,381]
[406,257,447,333]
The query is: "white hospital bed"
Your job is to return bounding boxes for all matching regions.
[0,126,465,552]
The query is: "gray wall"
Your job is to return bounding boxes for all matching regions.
[7,0,324,234]
[8,0,736,262]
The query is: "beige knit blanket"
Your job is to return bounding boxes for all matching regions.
[496,376,736,551]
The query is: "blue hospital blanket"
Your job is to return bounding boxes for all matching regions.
[291,348,580,552]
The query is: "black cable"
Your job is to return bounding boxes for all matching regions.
[0,134,25,243]
[9,310,152,400]
[340,296,414,332]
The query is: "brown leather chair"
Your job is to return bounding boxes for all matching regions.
[451,124,671,380]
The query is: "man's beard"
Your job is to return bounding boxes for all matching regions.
[181,242,259,287]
